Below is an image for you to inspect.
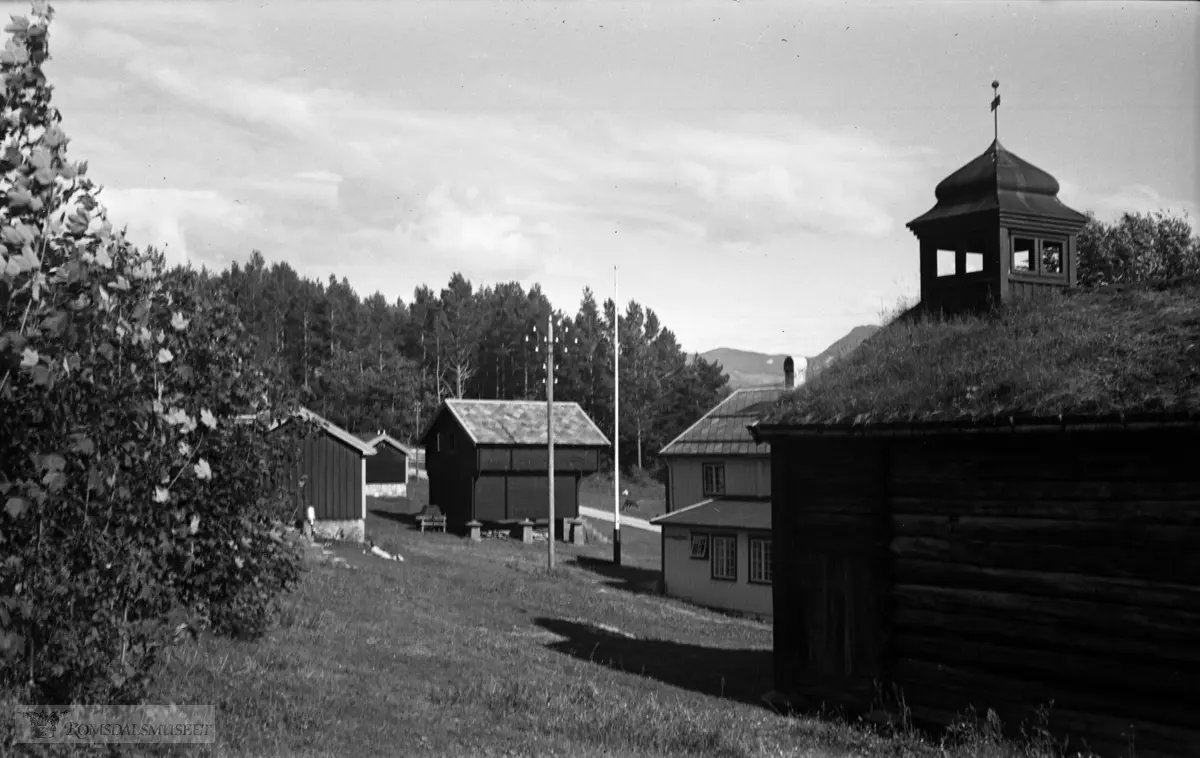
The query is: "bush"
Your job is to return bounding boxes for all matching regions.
[0,2,307,708]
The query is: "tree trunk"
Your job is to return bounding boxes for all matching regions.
[637,417,643,470]
[303,310,310,390]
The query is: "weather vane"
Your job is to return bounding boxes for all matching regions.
[991,80,1001,142]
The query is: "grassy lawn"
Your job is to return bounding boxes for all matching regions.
[129,487,1060,758]
[580,471,667,521]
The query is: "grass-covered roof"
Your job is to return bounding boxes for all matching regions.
[756,280,1200,431]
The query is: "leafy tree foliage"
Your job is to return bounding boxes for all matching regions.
[1077,210,1200,287]
[0,3,306,708]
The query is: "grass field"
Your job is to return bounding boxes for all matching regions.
[579,470,668,521]
[134,484,1073,758]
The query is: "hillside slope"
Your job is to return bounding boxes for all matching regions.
[696,348,798,389]
[803,325,881,381]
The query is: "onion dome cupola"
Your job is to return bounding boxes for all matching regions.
[905,82,1090,317]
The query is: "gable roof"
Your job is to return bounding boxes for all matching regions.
[417,399,611,447]
[270,407,377,456]
[659,387,786,456]
[650,497,771,531]
[360,433,414,456]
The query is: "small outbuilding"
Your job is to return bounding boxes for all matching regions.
[270,407,376,543]
[417,399,611,534]
[359,431,413,498]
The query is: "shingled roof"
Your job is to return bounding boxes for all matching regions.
[659,387,786,456]
[418,399,611,447]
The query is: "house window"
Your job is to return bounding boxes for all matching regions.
[1012,235,1067,277]
[702,463,725,497]
[936,249,956,277]
[1041,241,1064,274]
[711,535,736,581]
[1012,237,1035,272]
[965,251,985,273]
[689,533,709,560]
[749,537,772,585]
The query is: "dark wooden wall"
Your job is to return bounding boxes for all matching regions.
[773,427,1200,758]
[425,424,603,529]
[771,436,892,712]
[423,414,477,528]
[365,444,408,484]
[293,432,363,521]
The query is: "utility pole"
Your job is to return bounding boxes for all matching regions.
[528,312,574,572]
[613,266,621,566]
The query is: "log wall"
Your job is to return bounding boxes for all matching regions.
[774,427,1200,758]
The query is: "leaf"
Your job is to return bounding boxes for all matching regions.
[6,188,33,209]
[39,311,67,336]
[28,148,50,170]
[98,342,114,360]
[20,348,38,368]
[31,365,49,386]
[3,497,28,519]
[69,433,94,456]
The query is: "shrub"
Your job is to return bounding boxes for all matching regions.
[0,2,307,708]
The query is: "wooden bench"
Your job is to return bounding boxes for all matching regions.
[416,505,447,534]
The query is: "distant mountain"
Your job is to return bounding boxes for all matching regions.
[695,348,801,390]
[694,325,882,390]
[804,325,882,380]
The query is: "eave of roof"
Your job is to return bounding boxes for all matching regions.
[749,413,1200,442]
[650,497,772,531]
[271,407,377,455]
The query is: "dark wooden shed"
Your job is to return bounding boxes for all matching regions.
[417,399,611,533]
[359,432,412,496]
[270,407,376,543]
[749,278,1200,758]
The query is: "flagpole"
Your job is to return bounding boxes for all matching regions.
[613,266,621,566]
[547,311,555,572]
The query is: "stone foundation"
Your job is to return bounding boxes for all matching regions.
[312,518,366,544]
[366,482,408,498]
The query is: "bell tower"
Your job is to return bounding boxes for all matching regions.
[905,82,1089,316]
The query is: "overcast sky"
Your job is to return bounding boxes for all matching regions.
[45,1,1198,357]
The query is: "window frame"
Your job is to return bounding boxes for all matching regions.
[748,535,772,585]
[702,462,726,497]
[1010,233,1068,281]
[689,532,709,560]
[710,533,737,582]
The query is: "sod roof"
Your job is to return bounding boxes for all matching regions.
[754,280,1200,433]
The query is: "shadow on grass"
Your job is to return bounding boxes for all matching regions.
[368,508,424,531]
[570,555,661,595]
[534,617,773,709]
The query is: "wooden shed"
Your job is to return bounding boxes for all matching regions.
[359,432,413,498]
[271,407,376,543]
[416,399,611,534]
[749,278,1200,758]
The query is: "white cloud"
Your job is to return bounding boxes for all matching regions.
[394,185,547,280]
[99,188,258,268]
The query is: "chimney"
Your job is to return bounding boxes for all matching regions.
[783,356,795,389]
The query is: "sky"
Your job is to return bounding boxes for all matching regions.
[42,0,1199,358]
